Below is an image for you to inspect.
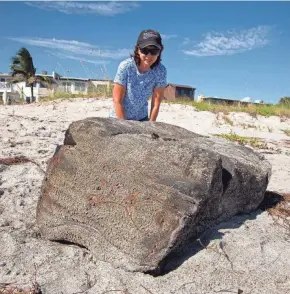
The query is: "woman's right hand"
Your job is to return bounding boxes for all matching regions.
[113,83,126,119]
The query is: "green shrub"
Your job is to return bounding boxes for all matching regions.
[164,99,290,118]
[215,132,267,149]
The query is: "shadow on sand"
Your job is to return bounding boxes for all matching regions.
[148,190,285,276]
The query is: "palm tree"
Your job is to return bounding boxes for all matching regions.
[9,47,54,103]
[10,47,36,103]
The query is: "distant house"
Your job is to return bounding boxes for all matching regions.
[40,72,113,97]
[0,73,21,104]
[0,73,13,98]
[1,71,113,104]
[164,83,196,101]
[196,95,267,106]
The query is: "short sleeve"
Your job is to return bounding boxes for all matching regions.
[114,60,128,87]
[155,65,167,88]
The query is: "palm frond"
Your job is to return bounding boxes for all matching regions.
[37,75,55,84]
[10,64,26,75]
[27,76,37,85]
[11,56,21,65]
[16,47,31,59]
[35,75,56,89]
[10,47,35,77]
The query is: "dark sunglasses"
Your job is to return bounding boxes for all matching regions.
[140,47,160,56]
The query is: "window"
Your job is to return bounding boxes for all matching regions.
[60,81,72,92]
[0,80,10,89]
[62,81,71,87]
[75,81,86,92]
[175,87,194,98]
[176,88,184,96]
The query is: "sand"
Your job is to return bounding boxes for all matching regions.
[0,98,290,294]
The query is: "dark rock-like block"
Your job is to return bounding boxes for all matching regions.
[36,118,271,274]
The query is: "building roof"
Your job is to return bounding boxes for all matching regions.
[168,83,196,89]
[36,74,54,78]
[0,73,11,77]
[89,79,114,82]
[59,76,90,81]
[37,73,89,82]
[202,96,241,102]
[201,96,266,104]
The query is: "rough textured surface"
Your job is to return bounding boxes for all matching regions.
[1,99,290,294]
[36,117,271,274]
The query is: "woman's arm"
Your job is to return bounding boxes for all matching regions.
[150,87,165,121]
[112,60,128,119]
[113,83,126,119]
[150,65,167,121]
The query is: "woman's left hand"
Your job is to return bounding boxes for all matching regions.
[149,87,165,121]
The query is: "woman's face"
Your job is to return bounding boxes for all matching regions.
[138,46,160,67]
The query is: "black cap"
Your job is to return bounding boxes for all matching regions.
[137,29,162,49]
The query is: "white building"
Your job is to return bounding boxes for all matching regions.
[0,72,46,103]
[14,71,90,102]
[48,71,113,96]
[0,73,21,104]
[1,71,113,104]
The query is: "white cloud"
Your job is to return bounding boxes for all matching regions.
[48,52,109,65]
[183,26,271,57]
[9,37,92,52]
[25,1,139,16]
[7,37,131,60]
[161,34,178,40]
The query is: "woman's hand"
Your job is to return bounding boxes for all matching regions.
[113,83,126,119]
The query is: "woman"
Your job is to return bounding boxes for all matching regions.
[109,29,167,121]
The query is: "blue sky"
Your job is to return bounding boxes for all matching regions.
[0,1,289,103]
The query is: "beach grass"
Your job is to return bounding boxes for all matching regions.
[164,99,290,118]
[215,132,267,149]
[39,84,114,102]
[282,129,290,136]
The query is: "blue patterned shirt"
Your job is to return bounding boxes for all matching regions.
[109,57,167,120]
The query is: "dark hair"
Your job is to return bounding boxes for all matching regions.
[131,45,163,69]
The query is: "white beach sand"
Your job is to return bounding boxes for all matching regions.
[0,98,290,294]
